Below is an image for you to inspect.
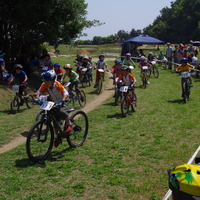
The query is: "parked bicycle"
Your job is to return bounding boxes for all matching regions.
[26,100,89,162]
[120,85,137,117]
[64,82,86,107]
[10,84,34,113]
[181,72,191,103]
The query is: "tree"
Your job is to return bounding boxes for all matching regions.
[0,0,101,67]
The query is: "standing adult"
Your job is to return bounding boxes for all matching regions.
[166,42,173,70]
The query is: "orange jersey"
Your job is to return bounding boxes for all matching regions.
[118,73,135,85]
[38,81,68,103]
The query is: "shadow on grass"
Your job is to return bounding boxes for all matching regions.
[0,107,27,115]
[167,99,185,104]
[21,131,29,138]
[107,112,123,119]
[15,158,46,168]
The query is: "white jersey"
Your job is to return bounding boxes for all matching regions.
[96,60,107,69]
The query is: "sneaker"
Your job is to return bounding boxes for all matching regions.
[190,83,193,87]
[147,81,150,85]
[64,124,73,133]
[54,137,62,147]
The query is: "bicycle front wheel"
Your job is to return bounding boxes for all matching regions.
[96,78,103,94]
[10,96,20,114]
[121,96,129,117]
[131,94,137,112]
[142,74,147,89]
[77,90,86,107]
[26,120,54,162]
[67,110,88,148]
[182,82,188,103]
[25,95,34,109]
[153,67,159,78]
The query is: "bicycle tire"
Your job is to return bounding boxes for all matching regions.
[131,94,137,112]
[66,110,88,148]
[77,90,86,107]
[25,95,34,109]
[35,110,45,121]
[153,67,159,78]
[10,96,20,114]
[96,78,103,94]
[115,89,121,106]
[182,82,188,103]
[26,119,54,162]
[67,97,75,110]
[142,73,147,89]
[121,96,129,117]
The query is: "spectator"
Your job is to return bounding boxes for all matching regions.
[166,42,173,70]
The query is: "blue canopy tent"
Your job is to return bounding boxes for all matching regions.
[121,35,165,58]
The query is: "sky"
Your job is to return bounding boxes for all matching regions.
[78,0,174,40]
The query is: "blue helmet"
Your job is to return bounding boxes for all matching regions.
[0,58,4,62]
[54,63,60,67]
[181,58,188,63]
[41,70,56,81]
[115,60,122,65]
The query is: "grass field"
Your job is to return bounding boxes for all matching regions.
[0,46,200,200]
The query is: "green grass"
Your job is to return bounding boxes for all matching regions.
[1,56,200,199]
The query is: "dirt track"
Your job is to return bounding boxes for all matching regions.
[0,78,114,154]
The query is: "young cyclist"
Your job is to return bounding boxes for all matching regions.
[122,53,135,67]
[168,163,200,200]
[138,56,152,84]
[8,64,29,105]
[94,54,108,87]
[176,58,194,87]
[53,63,63,82]
[117,65,136,100]
[35,70,72,147]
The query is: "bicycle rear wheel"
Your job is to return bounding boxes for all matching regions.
[153,67,159,78]
[121,96,129,117]
[77,90,86,107]
[67,110,88,148]
[25,95,34,109]
[131,94,137,112]
[96,78,103,94]
[26,120,54,162]
[10,96,20,114]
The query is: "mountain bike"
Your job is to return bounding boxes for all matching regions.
[120,85,137,117]
[10,84,34,114]
[64,82,86,107]
[149,61,159,78]
[181,72,191,103]
[80,67,93,87]
[141,66,149,89]
[95,69,105,94]
[26,101,89,162]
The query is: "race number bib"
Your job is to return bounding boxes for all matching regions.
[181,72,190,78]
[142,66,148,70]
[12,85,19,93]
[119,86,129,92]
[40,101,55,110]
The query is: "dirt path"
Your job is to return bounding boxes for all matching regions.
[0,78,114,154]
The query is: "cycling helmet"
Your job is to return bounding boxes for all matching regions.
[84,56,89,60]
[181,58,188,63]
[54,63,60,68]
[148,52,153,55]
[168,164,200,200]
[140,56,146,61]
[41,70,56,81]
[99,54,105,59]
[121,65,129,70]
[115,60,122,65]
[63,64,73,70]
[14,64,23,69]
[126,53,131,56]
[0,58,4,62]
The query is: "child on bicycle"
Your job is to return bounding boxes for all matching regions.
[176,58,194,87]
[111,59,122,85]
[36,70,72,147]
[53,63,63,82]
[94,54,108,88]
[138,56,152,84]
[122,53,135,67]
[117,65,136,100]
[168,162,200,200]
[8,64,29,105]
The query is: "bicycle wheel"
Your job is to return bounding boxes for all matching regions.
[77,90,86,107]
[121,96,129,117]
[25,95,34,109]
[182,82,188,103]
[96,78,103,94]
[142,74,147,89]
[114,89,121,106]
[131,94,137,112]
[35,110,45,121]
[10,96,20,114]
[66,97,75,110]
[153,67,159,78]
[66,110,88,148]
[26,120,54,162]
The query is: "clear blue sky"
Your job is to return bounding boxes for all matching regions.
[78,0,174,40]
